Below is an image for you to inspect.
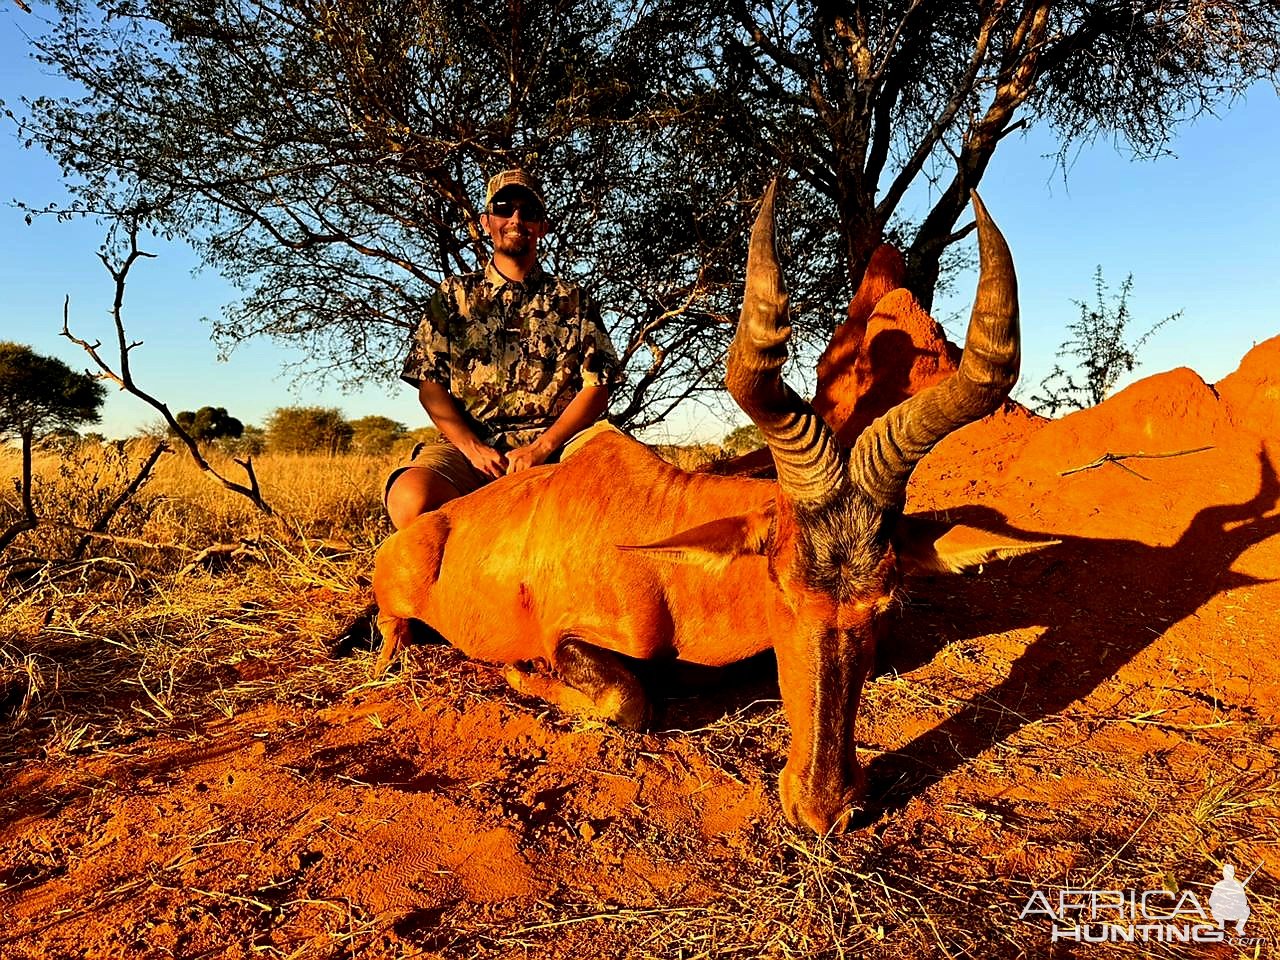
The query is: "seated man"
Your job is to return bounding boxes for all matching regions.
[385,168,620,529]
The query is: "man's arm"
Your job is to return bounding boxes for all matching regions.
[418,380,508,478]
[505,385,610,474]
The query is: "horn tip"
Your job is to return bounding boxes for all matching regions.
[969,190,991,225]
[757,178,780,224]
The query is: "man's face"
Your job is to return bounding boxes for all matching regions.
[482,189,548,258]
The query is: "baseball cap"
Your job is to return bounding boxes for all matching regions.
[484,168,545,210]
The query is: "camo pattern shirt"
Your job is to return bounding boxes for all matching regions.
[401,262,620,451]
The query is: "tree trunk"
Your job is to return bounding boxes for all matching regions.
[0,431,39,554]
[838,194,888,312]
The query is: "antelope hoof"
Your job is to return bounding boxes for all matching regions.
[373,614,412,677]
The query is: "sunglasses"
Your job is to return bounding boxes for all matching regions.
[488,198,545,221]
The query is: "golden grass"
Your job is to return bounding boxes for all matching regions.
[0,441,393,559]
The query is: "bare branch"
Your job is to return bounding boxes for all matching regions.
[71,441,169,560]
[62,222,275,516]
[876,2,1005,220]
[1060,447,1213,479]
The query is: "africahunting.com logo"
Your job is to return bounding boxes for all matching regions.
[1019,863,1270,946]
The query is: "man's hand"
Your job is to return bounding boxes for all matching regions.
[505,438,554,474]
[462,441,509,479]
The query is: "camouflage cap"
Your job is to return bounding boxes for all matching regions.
[485,168,545,210]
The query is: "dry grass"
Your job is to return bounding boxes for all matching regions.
[1,441,385,762]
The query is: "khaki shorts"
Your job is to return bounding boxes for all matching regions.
[383,421,621,509]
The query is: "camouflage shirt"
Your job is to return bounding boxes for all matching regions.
[401,261,620,451]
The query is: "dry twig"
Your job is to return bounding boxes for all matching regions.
[1059,446,1212,479]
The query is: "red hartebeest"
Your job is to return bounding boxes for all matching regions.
[373,184,1048,832]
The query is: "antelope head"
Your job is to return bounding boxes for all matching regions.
[724,181,1020,832]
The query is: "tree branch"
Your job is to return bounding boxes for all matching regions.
[1060,446,1213,479]
[71,441,169,560]
[876,2,1005,221]
[62,221,275,516]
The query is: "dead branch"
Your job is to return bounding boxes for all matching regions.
[178,540,263,577]
[44,524,193,553]
[1059,446,1213,480]
[71,441,168,560]
[60,221,275,516]
[0,518,39,555]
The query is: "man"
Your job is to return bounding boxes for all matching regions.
[384,168,619,529]
[333,169,619,657]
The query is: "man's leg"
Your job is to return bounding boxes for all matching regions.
[385,467,462,530]
[382,441,490,529]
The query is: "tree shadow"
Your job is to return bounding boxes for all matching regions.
[841,328,938,442]
[864,448,1280,816]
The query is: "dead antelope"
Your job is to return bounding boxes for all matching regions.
[373,183,1048,832]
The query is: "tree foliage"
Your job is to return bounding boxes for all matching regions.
[721,423,764,456]
[1030,267,1181,415]
[175,406,245,442]
[8,1,1279,427]
[265,406,354,454]
[348,415,407,456]
[0,341,108,551]
[0,341,106,444]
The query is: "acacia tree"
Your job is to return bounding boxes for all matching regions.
[7,0,1279,426]
[348,415,407,455]
[0,342,107,549]
[265,406,354,454]
[175,406,245,442]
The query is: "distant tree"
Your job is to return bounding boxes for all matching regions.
[35,426,82,453]
[0,342,107,549]
[175,406,244,442]
[721,424,764,456]
[1031,268,1181,415]
[219,425,267,458]
[9,1,1279,427]
[265,406,354,455]
[349,416,407,456]
[132,418,173,443]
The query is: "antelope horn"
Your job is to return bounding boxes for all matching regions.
[848,191,1019,509]
[726,179,845,505]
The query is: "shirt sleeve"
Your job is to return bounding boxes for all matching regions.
[577,288,621,391]
[400,282,455,388]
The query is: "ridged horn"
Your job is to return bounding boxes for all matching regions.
[848,191,1019,509]
[726,179,845,506]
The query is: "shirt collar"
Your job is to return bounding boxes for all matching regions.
[484,259,548,292]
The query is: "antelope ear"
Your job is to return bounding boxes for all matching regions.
[617,505,775,572]
[894,514,1059,576]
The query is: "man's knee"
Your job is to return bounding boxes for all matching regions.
[386,468,461,530]
[560,421,623,461]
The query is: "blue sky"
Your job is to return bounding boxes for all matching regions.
[3,9,1278,442]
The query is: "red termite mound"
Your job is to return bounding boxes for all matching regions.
[1216,334,1280,438]
[910,332,1280,552]
[704,244,966,477]
[709,244,1279,528]
[813,244,962,446]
